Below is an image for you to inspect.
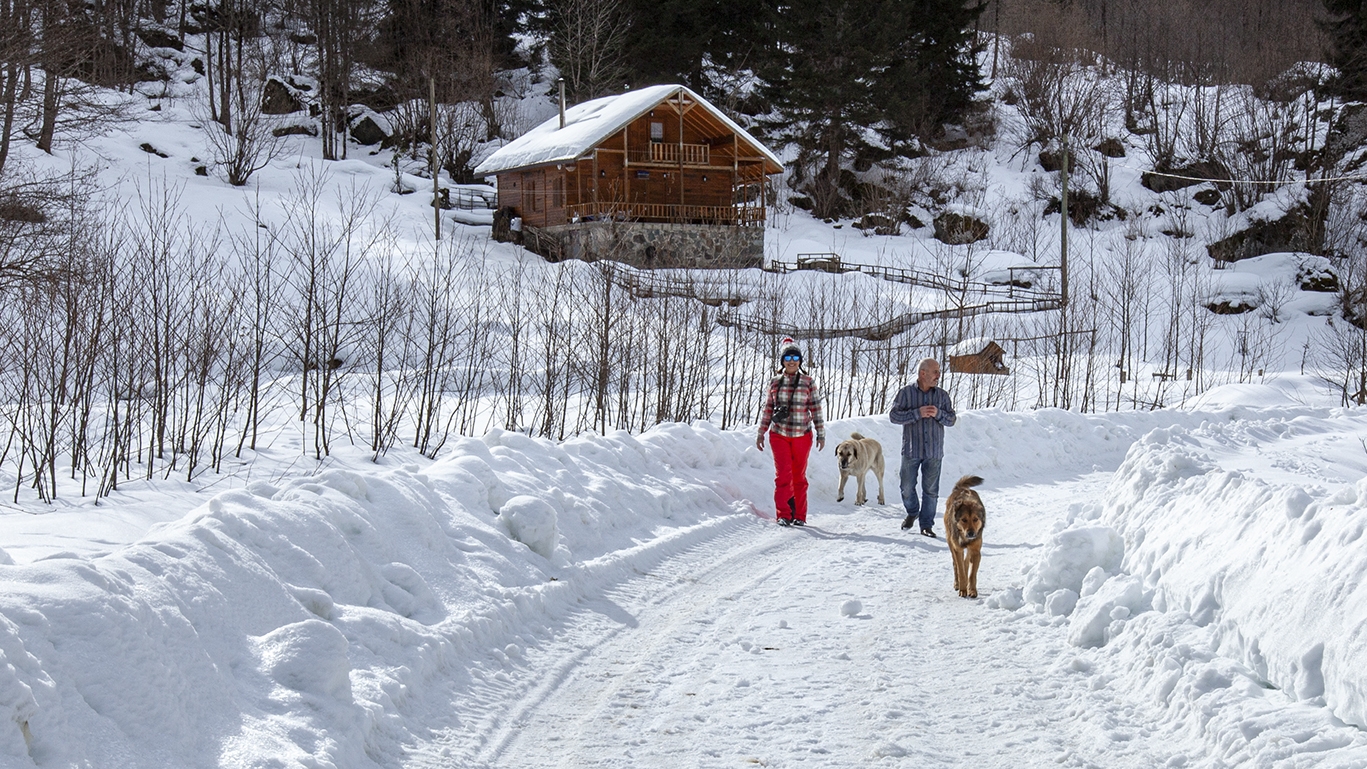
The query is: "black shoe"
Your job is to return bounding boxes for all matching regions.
[792,519,806,527]
[921,528,937,538]
[901,516,915,531]
[777,517,792,526]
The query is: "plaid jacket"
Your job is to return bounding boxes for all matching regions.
[759,373,825,441]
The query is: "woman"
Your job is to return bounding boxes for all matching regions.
[756,338,826,526]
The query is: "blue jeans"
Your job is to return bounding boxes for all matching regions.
[900,456,942,531]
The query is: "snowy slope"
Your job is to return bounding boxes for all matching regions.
[5,395,1367,767]
[3,37,1367,769]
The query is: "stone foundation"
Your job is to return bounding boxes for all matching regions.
[534,221,763,269]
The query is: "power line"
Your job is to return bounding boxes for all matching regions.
[1111,163,1367,186]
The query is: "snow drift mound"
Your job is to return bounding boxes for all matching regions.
[1017,407,1367,732]
[0,422,765,768]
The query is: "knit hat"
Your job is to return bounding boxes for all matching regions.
[777,336,802,363]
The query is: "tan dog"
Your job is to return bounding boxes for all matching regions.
[835,432,885,505]
[944,475,986,598]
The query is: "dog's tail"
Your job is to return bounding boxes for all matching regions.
[954,475,984,490]
[850,431,864,440]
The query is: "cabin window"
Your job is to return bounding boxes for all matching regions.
[528,179,539,212]
[553,177,563,207]
[650,121,664,141]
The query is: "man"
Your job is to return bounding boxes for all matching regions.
[889,358,957,537]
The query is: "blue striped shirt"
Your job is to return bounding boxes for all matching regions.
[889,384,956,459]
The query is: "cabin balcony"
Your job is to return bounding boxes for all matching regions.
[565,202,765,226]
[627,143,711,166]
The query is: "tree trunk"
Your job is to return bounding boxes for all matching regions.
[0,60,20,174]
[36,69,58,153]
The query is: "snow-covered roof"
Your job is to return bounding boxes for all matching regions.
[474,84,782,176]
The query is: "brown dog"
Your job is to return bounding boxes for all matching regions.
[944,475,986,598]
[835,432,885,505]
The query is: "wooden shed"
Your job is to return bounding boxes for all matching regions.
[948,340,1009,375]
[474,85,783,234]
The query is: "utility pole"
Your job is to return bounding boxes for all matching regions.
[1060,136,1069,308]
[431,74,440,241]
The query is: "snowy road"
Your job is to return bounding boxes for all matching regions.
[11,404,1367,768]
[410,474,1185,768]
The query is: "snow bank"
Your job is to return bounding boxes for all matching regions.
[0,421,765,768]
[1015,406,1367,735]
[0,403,1349,766]
[1102,416,1367,726]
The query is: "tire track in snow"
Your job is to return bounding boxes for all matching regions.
[408,476,1186,767]
[404,513,795,768]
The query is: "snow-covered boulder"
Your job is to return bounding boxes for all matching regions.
[932,209,989,245]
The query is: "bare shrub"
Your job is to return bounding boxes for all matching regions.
[0,171,95,291]
[1257,278,1297,323]
[435,101,489,181]
[1215,88,1300,211]
[199,57,283,186]
[1003,41,1115,154]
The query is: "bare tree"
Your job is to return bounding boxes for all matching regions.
[546,0,630,101]
[303,0,367,160]
[232,192,283,455]
[1217,88,1300,211]
[279,169,389,458]
[1003,40,1115,155]
[201,62,283,186]
[360,250,415,460]
[0,172,93,290]
[0,0,32,175]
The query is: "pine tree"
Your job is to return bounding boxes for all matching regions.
[617,0,769,91]
[758,0,984,219]
[1323,0,1367,100]
[757,0,882,219]
[880,0,986,141]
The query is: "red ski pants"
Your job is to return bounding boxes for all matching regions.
[770,430,813,522]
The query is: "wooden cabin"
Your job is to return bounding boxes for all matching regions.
[474,85,783,267]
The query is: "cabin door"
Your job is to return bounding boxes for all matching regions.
[664,171,680,214]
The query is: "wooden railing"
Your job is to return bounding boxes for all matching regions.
[450,187,496,210]
[627,143,710,165]
[596,262,754,307]
[767,256,1062,303]
[717,297,1065,341]
[565,202,765,226]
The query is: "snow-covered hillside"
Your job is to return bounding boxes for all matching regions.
[3,39,1367,768]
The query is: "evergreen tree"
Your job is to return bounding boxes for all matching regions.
[757,0,883,219]
[617,0,770,92]
[881,0,986,141]
[494,0,542,69]
[1323,0,1367,100]
[758,0,983,219]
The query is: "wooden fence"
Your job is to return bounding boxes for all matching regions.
[564,202,765,226]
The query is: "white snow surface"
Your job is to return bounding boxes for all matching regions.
[4,50,1367,769]
[5,396,1367,767]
